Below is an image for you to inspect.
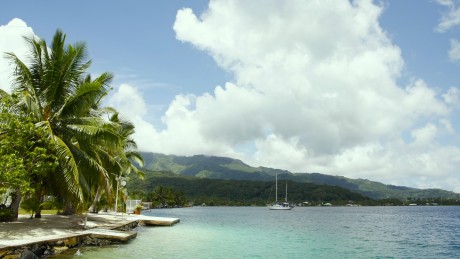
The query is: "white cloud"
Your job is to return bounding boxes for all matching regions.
[436,0,455,7]
[167,0,460,191]
[411,124,438,147]
[449,39,460,61]
[254,134,309,172]
[0,18,37,92]
[2,3,460,194]
[107,84,148,118]
[106,84,239,157]
[439,118,454,133]
[443,86,460,108]
[436,0,460,32]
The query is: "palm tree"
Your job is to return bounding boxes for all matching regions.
[5,30,123,214]
[88,112,144,213]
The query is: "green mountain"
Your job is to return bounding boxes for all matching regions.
[140,152,459,200]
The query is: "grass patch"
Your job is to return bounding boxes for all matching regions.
[18,209,58,215]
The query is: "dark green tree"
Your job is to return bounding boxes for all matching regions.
[0,93,58,221]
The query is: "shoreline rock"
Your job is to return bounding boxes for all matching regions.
[0,217,139,258]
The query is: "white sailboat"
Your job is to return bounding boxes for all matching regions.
[268,174,293,210]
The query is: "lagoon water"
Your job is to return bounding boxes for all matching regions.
[58,206,460,258]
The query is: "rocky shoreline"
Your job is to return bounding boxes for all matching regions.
[0,213,178,258]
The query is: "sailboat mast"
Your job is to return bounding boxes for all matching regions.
[275,174,278,203]
[285,182,288,202]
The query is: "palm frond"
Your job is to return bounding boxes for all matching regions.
[124,151,144,167]
[50,133,83,202]
[56,81,109,119]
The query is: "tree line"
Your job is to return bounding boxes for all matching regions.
[128,171,460,207]
[0,30,143,222]
[127,171,375,206]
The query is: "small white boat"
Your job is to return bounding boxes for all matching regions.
[268,174,293,210]
[269,202,292,210]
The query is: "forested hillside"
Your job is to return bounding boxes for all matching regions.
[139,152,460,200]
[127,171,375,206]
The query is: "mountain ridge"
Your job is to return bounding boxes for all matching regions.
[139,152,459,200]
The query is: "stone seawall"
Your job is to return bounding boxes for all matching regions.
[0,220,139,259]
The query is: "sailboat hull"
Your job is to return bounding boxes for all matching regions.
[268,203,293,210]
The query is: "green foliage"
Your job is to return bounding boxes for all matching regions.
[20,196,40,218]
[19,196,59,218]
[141,152,277,181]
[127,171,374,206]
[0,206,14,221]
[223,161,259,173]
[293,174,460,200]
[134,204,143,211]
[140,153,459,200]
[143,153,187,174]
[128,171,460,206]
[40,200,59,210]
[0,95,58,196]
[3,29,143,217]
[144,185,187,208]
[0,153,27,193]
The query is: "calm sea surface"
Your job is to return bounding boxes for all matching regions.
[57,206,460,258]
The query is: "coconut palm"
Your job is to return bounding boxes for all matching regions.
[88,112,144,213]
[5,30,124,214]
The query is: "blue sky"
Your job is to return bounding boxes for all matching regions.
[2,0,228,123]
[2,0,460,192]
[380,0,460,88]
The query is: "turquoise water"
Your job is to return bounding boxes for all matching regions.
[58,206,460,258]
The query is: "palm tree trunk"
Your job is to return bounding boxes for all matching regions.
[63,201,76,215]
[90,188,102,213]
